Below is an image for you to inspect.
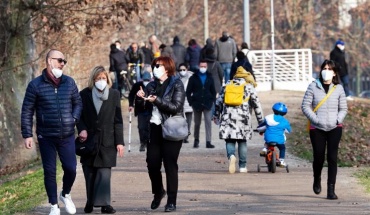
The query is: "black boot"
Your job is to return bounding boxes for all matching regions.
[313,177,321,194]
[139,143,146,152]
[193,139,199,148]
[206,141,215,148]
[327,184,338,200]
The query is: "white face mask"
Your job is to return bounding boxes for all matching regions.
[95,80,107,91]
[179,71,187,77]
[199,68,207,73]
[153,66,165,79]
[338,45,345,51]
[143,81,150,86]
[50,61,63,78]
[321,70,334,81]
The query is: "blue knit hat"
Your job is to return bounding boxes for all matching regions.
[335,39,345,46]
[142,71,151,81]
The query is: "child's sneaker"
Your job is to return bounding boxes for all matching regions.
[279,159,286,167]
[228,155,236,174]
[239,167,248,173]
[260,148,267,157]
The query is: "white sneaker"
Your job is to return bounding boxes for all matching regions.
[49,204,60,215]
[260,148,267,156]
[229,155,236,174]
[279,159,287,167]
[239,167,248,173]
[59,192,76,214]
[346,96,354,101]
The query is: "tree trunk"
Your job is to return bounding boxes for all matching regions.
[0,1,38,174]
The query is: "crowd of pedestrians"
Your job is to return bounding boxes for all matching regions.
[20,34,349,214]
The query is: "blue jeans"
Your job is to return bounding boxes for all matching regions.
[340,74,350,96]
[276,144,286,159]
[110,72,118,90]
[220,62,232,83]
[38,135,77,204]
[225,139,247,168]
[135,64,142,82]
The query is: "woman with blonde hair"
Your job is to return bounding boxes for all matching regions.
[77,66,124,213]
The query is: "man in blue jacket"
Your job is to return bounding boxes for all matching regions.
[21,49,82,215]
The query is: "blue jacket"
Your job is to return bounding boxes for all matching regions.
[259,114,291,144]
[21,69,82,139]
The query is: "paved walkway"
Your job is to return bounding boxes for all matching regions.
[27,91,370,215]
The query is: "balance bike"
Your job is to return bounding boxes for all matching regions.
[257,142,289,173]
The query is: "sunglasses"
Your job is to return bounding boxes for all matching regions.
[179,69,186,71]
[51,58,67,64]
[154,64,163,68]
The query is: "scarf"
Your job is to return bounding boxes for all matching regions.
[234,66,257,87]
[92,87,109,114]
[45,70,61,87]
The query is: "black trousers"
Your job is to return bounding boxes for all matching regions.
[137,112,151,144]
[310,127,342,185]
[147,123,182,205]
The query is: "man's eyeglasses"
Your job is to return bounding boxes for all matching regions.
[154,64,163,68]
[51,58,67,64]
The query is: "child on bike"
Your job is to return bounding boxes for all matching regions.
[257,102,291,167]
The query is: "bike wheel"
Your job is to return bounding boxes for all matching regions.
[271,151,276,173]
[266,153,272,172]
[121,79,131,99]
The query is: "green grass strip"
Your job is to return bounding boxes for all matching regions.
[355,168,370,193]
[0,162,62,215]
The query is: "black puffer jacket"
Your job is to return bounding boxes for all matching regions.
[21,70,82,139]
[145,76,185,123]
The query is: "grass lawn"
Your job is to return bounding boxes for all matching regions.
[0,161,62,215]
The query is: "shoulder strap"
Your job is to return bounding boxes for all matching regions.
[313,85,337,112]
[210,62,215,71]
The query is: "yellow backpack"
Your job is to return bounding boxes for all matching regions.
[224,81,249,106]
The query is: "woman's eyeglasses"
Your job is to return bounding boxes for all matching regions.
[154,64,163,68]
[51,58,67,64]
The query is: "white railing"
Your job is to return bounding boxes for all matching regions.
[250,49,313,91]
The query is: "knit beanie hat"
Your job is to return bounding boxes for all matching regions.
[335,39,345,46]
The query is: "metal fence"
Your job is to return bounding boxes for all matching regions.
[250,49,313,92]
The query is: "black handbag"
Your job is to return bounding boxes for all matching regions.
[75,135,97,156]
[162,115,189,141]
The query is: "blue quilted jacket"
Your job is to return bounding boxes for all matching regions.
[21,69,82,139]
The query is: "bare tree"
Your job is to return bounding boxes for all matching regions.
[0,0,152,175]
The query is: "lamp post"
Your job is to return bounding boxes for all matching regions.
[271,0,275,90]
[243,0,250,46]
[204,0,209,44]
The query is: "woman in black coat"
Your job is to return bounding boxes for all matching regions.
[77,66,124,214]
[136,56,185,213]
